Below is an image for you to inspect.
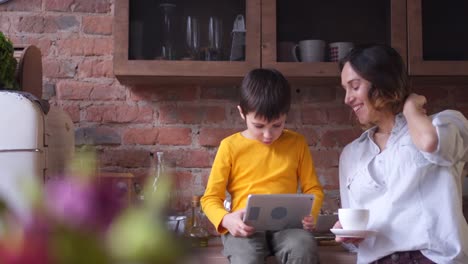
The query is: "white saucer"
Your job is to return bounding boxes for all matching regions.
[330,228,377,238]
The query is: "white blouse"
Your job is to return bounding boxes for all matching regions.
[339,110,468,264]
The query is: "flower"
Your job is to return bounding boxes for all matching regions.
[0,148,187,264]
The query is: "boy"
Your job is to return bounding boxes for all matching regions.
[201,68,324,264]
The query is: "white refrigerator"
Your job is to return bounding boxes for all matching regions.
[0,91,74,221]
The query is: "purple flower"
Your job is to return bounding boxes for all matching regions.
[44,178,124,232]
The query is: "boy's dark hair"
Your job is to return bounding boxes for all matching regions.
[239,68,291,122]
[339,44,410,114]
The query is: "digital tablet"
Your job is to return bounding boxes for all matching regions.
[243,194,314,231]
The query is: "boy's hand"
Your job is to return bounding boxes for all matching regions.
[221,209,255,237]
[302,215,315,231]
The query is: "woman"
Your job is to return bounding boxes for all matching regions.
[335,44,468,263]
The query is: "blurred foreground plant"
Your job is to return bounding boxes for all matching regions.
[0,147,186,264]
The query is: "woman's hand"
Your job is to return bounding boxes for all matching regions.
[403,93,428,116]
[332,221,364,245]
[302,215,315,231]
[221,209,255,237]
[403,93,438,152]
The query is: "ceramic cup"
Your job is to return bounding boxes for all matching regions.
[329,42,354,62]
[338,208,369,230]
[293,39,326,62]
[277,41,298,62]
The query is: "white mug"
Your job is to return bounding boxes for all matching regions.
[329,42,354,62]
[293,39,325,62]
[338,208,369,230]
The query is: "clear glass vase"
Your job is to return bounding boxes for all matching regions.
[158,3,176,60]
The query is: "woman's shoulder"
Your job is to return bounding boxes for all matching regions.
[431,109,468,123]
[430,110,468,137]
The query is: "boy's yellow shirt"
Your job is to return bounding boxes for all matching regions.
[201,129,324,234]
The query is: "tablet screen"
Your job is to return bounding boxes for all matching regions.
[243,194,314,231]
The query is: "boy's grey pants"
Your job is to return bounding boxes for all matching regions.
[221,229,319,264]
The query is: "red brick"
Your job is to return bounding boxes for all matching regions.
[321,128,361,148]
[56,80,93,100]
[227,106,246,126]
[75,126,121,145]
[158,127,192,145]
[44,0,111,13]
[457,106,468,118]
[328,106,354,124]
[311,149,340,169]
[301,106,328,125]
[295,127,320,147]
[57,37,113,56]
[61,104,80,122]
[90,83,126,101]
[99,148,150,168]
[130,85,198,102]
[0,0,41,11]
[168,169,206,211]
[78,58,113,78]
[453,86,468,105]
[42,59,77,78]
[17,16,46,33]
[413,85,449,106]
[85,104,154,123]
[286,106,300,124]
[200,85,238,100]
[123,128,159,145]
[17,15,78,33]
[198,128,239,147]
[44,0,73,12]
[57,80,124,101]
[300,85,337,103]
[15,36,52,57]
[172,170,193,191]
[159,105,225,124]
[165,149,212,168]
[83,16,113,35]
[200,170,211,188]
[54,16,79,31]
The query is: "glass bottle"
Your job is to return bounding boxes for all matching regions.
[186,195,209,247]
[152,151,165,193]
[158,3,176,60]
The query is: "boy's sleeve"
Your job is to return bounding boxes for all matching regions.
[297,137,324,221]
[201,140,232,234]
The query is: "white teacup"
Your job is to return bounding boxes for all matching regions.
[338,208,369,230]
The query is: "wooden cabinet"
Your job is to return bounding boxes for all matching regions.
[114,0,261,85]
[114,0,410,84]
[261,0,407,78]
[408,0,468,76]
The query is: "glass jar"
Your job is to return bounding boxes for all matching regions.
[185,195,210,247]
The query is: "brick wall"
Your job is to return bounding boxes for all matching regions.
[1,0,467,213]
